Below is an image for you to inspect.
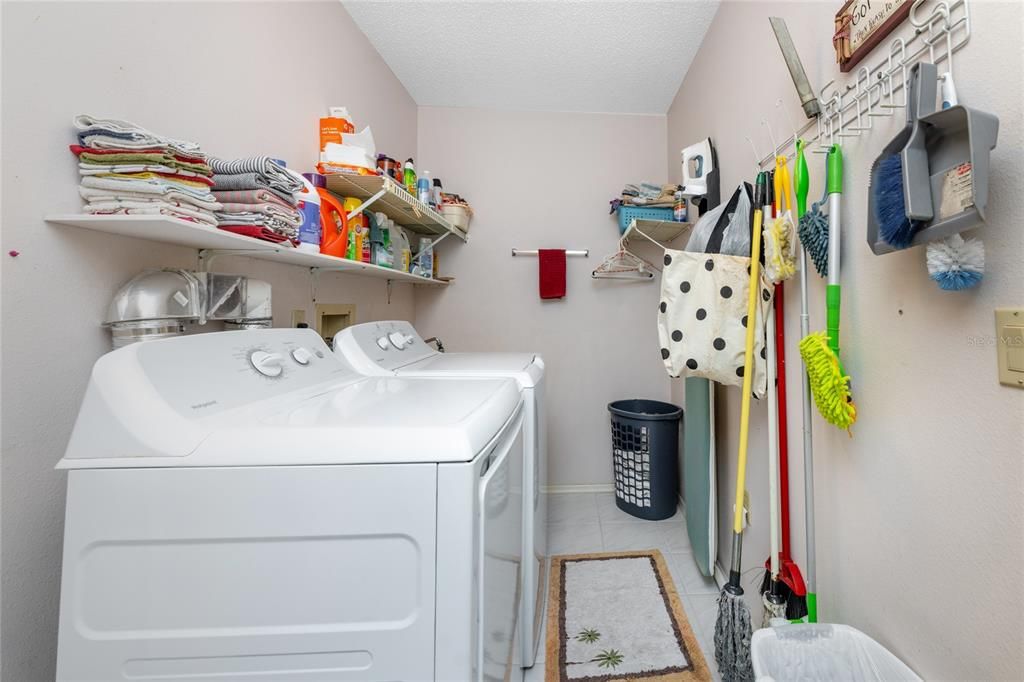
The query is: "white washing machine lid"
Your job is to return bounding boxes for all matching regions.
[58,328,522,468]
[397,353,543,387]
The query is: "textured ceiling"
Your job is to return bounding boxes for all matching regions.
[342,1,720,115]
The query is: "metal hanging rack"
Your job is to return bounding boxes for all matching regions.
[756,0,970,168]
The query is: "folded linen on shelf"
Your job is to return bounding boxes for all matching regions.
[81,175,217,202]
[218,225,296,245]
[73,114,203,157]
[207,156,302,194]
[210,188,294,209]
[78,163,211,179]
[214,212,299,237]
[79,185,222,212]
[86,204,218,227]
[210,172,296,205]
[217,202,302,224]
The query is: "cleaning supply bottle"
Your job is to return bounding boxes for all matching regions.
[391,223,412,272]
[417,171,432,206]
[317,187,349,259]
[403,158,417,194]
[673,186,687,222]
[432,178,444,209]
[342,197,365,261]
[292,171,323,253]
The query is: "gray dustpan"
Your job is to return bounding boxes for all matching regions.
[868,70,999,254]
[866,62,937,254]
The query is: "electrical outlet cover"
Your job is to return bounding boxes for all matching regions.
[996,308,1024,389]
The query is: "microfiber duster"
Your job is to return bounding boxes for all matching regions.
[798,187,829,277]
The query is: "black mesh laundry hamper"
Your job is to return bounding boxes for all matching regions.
[608,399,683,521]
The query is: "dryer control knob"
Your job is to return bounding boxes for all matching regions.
[376,336,391,351]
[250,351,284,377]
[389,332,408,350]
[291,347,313,365]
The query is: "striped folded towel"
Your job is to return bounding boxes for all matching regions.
[207,156,302,194]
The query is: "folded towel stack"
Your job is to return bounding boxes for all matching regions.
[72,115,221,226]
[208,157,304,243]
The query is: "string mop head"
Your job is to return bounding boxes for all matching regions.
[874,154,920,249]
[927,233,984,291]
[799,331,857,431]
[797,195,829,277]
[715,587,754,682]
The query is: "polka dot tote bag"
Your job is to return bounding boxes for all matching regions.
[658,188,774,398]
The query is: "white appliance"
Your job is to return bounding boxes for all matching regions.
[55,328,526,682]
[334,320,548,668]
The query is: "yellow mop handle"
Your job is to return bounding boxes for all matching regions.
[733,205,764,534]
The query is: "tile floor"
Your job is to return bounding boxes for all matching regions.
[525,492,722,681]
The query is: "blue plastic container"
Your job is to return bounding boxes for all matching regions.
[617,206,675,233]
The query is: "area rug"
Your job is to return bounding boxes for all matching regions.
[546,550,711,681]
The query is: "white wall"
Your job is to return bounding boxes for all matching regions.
[667,2,1024,679]
[0,2,420,679]
[415,107,672,487]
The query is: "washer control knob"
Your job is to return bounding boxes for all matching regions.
[389,332,408,350]
[376,336,391,351]
[250,351,284,377]
[291,347,313,365]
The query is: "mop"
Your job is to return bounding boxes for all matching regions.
[714,172,766,682]
[795,139,818,622]
[760,158,808,623]
[798,144,857,432]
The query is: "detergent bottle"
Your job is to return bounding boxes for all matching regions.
[292,172,323,253]
[315,181,349,259]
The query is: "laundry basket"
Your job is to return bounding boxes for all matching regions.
[607,399,682,521]
[751,624,922,682]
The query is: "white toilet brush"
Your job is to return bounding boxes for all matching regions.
[926,233,984,291]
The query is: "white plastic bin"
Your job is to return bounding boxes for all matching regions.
[751,624,921,682]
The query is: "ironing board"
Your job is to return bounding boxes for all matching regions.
[684,377,716,577]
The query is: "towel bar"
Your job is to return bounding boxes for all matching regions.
[511,249,589,257]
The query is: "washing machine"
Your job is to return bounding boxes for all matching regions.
[55,328,526,682]
[334,320,548,668]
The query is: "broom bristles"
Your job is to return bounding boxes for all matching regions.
[715,589,754,682]
[874,154,920,249]
[799,332,856,431]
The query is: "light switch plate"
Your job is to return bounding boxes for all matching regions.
[995,308,1024,389]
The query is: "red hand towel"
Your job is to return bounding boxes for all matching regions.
[538,249,566,299]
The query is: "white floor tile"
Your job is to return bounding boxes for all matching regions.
[548,522,602,555]
[666,551,719,596]
[595,492,683,525]
[547,493,598,525]
[682,593,721,647]
[600,519,691,553]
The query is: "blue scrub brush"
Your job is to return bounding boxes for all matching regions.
[926,234,984,290]
[873,155,921,249]
[798,187,829,277]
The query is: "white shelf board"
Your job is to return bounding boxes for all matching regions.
[324,174,467,242]
[45,214,448,286]
[623,218,693,245]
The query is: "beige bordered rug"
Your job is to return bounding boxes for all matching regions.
[546,551,711,681]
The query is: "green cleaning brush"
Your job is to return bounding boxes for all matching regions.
[799,144,857,433]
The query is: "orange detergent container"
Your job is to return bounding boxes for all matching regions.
[318,189,349,258]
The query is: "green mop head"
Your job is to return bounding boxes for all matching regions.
[797,190,829,277]
[799,331,857,431]
[715,586,754,682]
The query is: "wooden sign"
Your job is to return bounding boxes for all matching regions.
[834,0,912,72]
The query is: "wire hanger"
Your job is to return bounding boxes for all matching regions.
[592,236,660,280]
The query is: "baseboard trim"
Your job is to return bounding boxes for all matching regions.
[543,484,615,494]
[713,561,727,589]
